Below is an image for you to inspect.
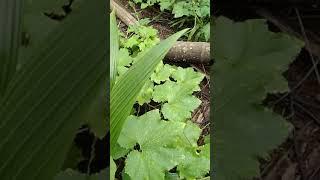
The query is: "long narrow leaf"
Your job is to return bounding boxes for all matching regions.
[0,0,107,179]
[110,11,119,90]
[0,0,23,96]
[110,29,188,150]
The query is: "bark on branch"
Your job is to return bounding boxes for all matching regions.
[110,0,211,64]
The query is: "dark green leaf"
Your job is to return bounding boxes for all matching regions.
[0,0,107,179]
[0,0,23,96]
[110,11,119,90]
[212,17,304,179]
[54,168,108,180]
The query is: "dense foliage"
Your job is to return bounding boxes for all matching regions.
[132,0,210,41]
[111,19,210,179]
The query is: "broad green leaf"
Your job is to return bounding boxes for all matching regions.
[0,0,23,96]
[18,16,58,69]
[124,35,140,49]
[136,78,154,105]
[212,17,304,179]
[110,28,188,150]
[172,1,192,18]
[126,149,185,180]
[150,61,176,84]
[162,96,201,122]
[165,172,180,180]
[0,0,107,179]
[179,121,202,148]
[54,168,107,180]
[171,67,205,92]
[177,144,210,179]
[111,142,130,159]
[61,142,83,170]
[19,0,67,67]
[153,81,201,121]
[116,48,133,77]
[24,0,68,13]
[110,158,116,180]
[110,11,119,90]
[84,79,108,138]
[118,110,186,180]
[118,110,207,179]
[118,110,185,149]
[159,0,173,11]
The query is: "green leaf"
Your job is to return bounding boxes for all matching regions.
[110,10,119,90]
[61,142,83,170]
[0,0,23,96]
[150,61,176,84]
[153,81,202,121]
[54,168,107,180]
[179,121,202,148]
[24,0,68,13]
[118,110,208,179]
[110,29,188,150]
[117,48,133,76]
[196,0,210,18]
[171,67,205,93]
[196,22,210,42]
[19,0,70,68]
[84,79,108,139]
[177,144,210,179]
[118,110,183,149]
[126,149,185,180]
[136,78,154,105]
[212,17,304,179]
[172,1,191,18]
[124,35,140,49]
[118,110,186,180]
[111,142,130,159]
[0,0,107,179]
[110,158,116,180]
[165,172,180,180]
[159,0,173,11]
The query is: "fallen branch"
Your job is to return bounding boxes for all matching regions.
[167,41,210,64]
[110,0,211,64]
[110,0,136,26]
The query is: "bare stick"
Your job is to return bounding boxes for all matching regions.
[166,41,210,64]
[111,0,137,26]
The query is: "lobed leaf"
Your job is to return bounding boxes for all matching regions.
[212,16,304,179]
[118,110,185,180]
[118,110,209,179]
[153,81,202,122]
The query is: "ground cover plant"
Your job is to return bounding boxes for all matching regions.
[110,4,210,180]
[131,0,210,41]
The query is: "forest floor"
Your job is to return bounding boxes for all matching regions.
[216,3,320,180]
[117,0,211,139]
